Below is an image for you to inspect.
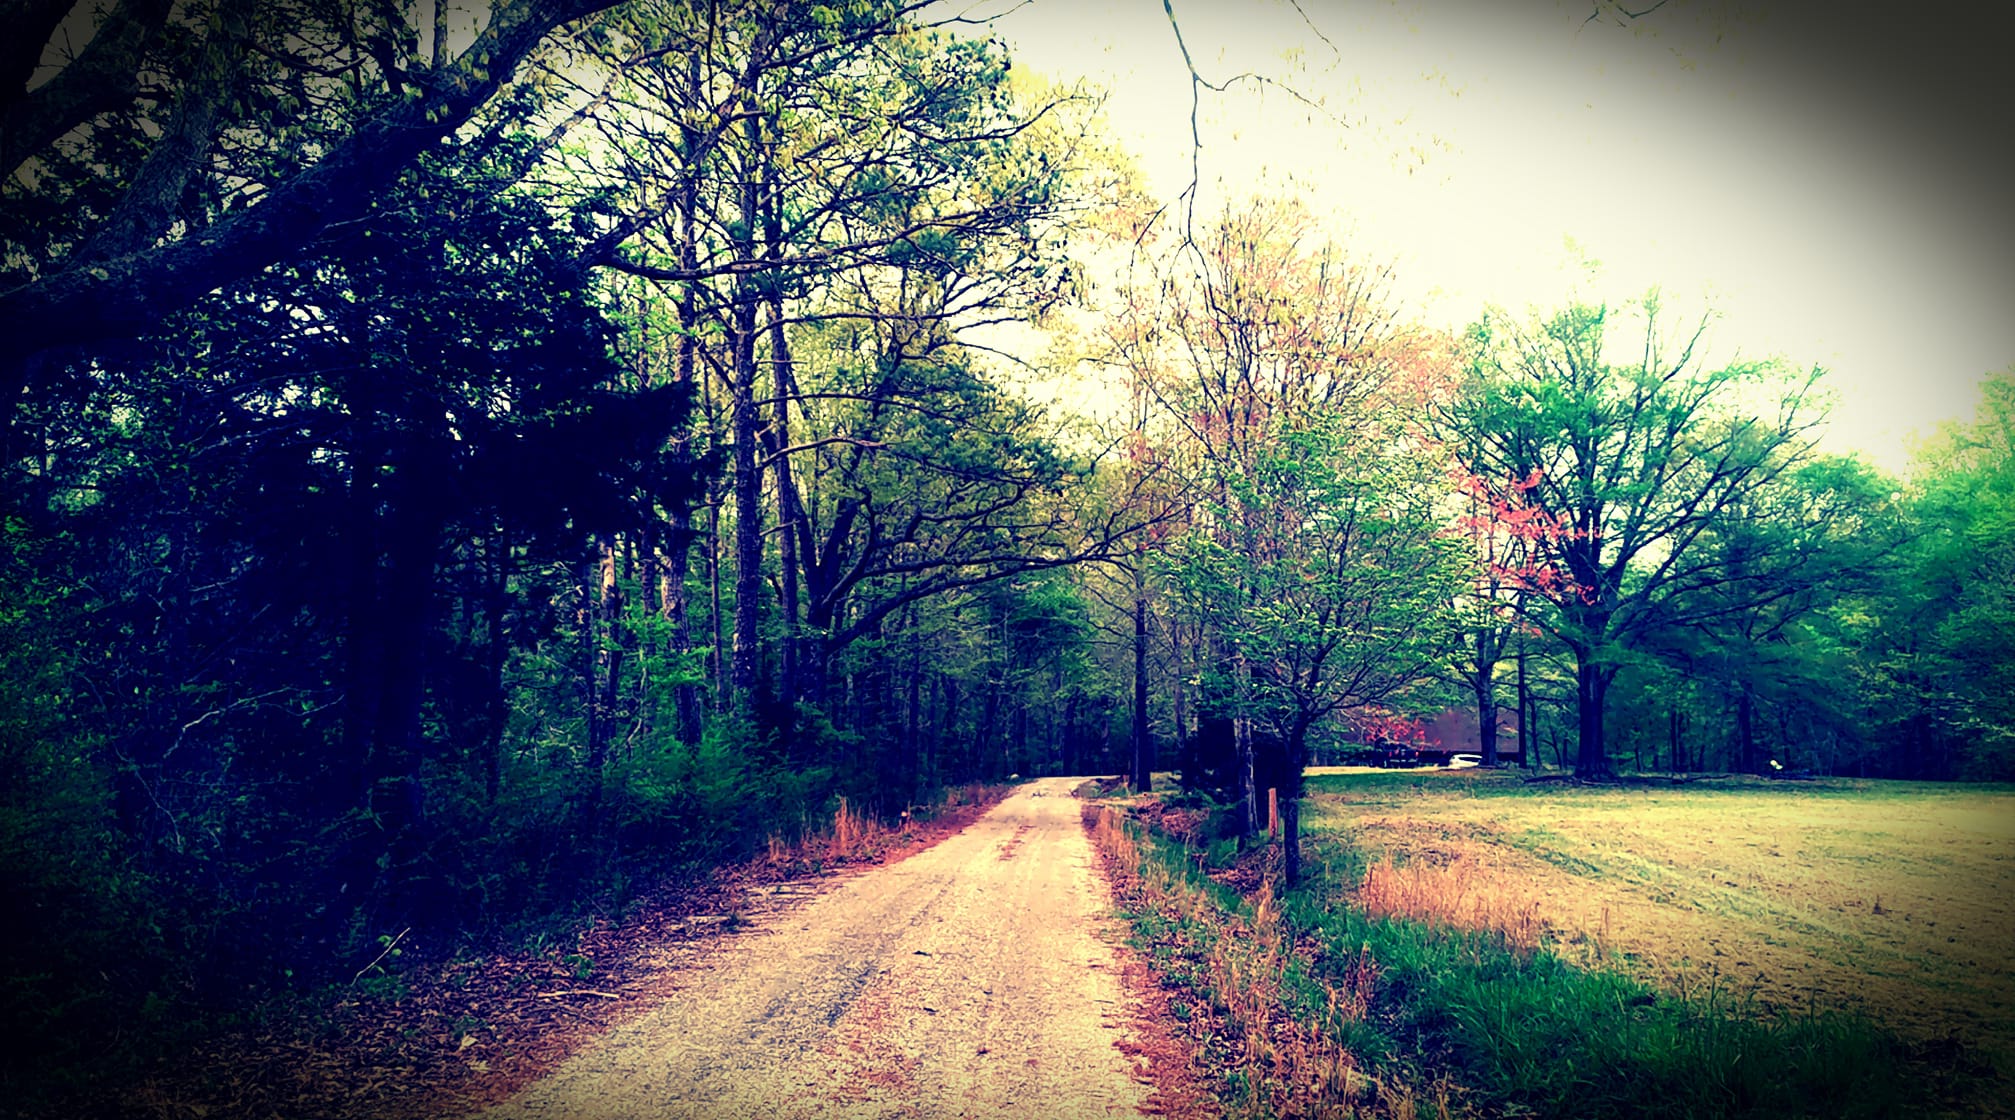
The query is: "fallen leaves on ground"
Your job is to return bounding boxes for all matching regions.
[78,790,1009,1120]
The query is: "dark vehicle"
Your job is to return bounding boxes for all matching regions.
[1375,742,1421,768]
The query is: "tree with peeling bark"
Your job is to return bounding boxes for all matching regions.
[1437,298,1827,779]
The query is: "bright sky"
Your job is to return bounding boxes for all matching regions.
[973,0,2015,474]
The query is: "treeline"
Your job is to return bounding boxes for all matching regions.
[1,0,2011,1095]
[1081,200,2013,884]
[1434,318,2014,785]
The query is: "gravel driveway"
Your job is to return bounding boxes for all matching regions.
[480,776,1148,1119]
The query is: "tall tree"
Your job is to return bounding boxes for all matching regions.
[1166,411,1459,881]
[1438,298,1826,778]
[1444,465,1540,767]
[1123,199,1407,829]
[576,0,1136,725]
[1119,198,1456,875]
[1866,369,2015,778]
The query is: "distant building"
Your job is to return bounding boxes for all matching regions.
[1419,706,1523,764]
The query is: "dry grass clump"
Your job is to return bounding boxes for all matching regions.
[763,787,1007,870]
[826,795,884,858]
[1086,805,1376,1118]
[1353,854,1543,951]
[763,794,894,866]
[1129,795,1214,846]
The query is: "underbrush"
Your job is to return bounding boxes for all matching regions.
[24,781,1009,1120]
[761,781,1005,872]
[1092,798,1981,1120]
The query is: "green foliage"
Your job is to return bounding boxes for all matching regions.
[606,718,833,865]
[1440,297,1831,776]
[0,520,176,1100]
[0,0,1127,1107]
[6,0,2009,1107]
[1875,368,2015,778]
[1163,408,1463,780]
[1597,367,2015,780]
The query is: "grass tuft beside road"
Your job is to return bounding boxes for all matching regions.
[1086,804,1379,1119]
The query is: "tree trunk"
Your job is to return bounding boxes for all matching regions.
[1573,649,1612,779]
[1475,670,1500,768]
[979,674,1002,778]
[661,510,702,742]
[580,550,607,767]
[1061,691,1079,776]
[938,676,962,781]
[726,47,771,712]
[728,309,763,708]
[707,494,725,712]
[349,430,447,921]
[906,609,923,793]
[1131,583,1152,791]
[1282,789,1302,886]
[638,521,660,745]
[1013,702,1028,778]
[1516,631,1533,769]
[482,530,510,804]
[1473,628,1501,766]
[764,199,803,730]
[665,66,705,743]
[1171,618,1188,759]
[1737,685,1758,774]
[597,534,626,759]
[1236,717,1257,837]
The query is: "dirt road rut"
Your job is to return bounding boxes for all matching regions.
[481,777,1147,1119]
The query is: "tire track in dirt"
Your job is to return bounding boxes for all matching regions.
[478,778,1148,1119]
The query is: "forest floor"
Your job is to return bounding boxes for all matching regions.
[1306,770,2015,1080]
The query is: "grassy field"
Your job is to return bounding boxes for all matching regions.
[1302,771,2015,1079]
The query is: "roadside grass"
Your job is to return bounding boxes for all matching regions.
[763,781,1004,872]
[1092,776,2006,1119]
[1086,804,1379,1119]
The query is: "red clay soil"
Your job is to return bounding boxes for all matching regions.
[1110,950,1228,1120]
[70,792,1009,1120]
[1086,821,1228,1120]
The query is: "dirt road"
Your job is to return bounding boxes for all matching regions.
[480,777,1148,1119]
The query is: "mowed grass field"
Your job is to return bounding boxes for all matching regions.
[1303,771,2015,1077]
